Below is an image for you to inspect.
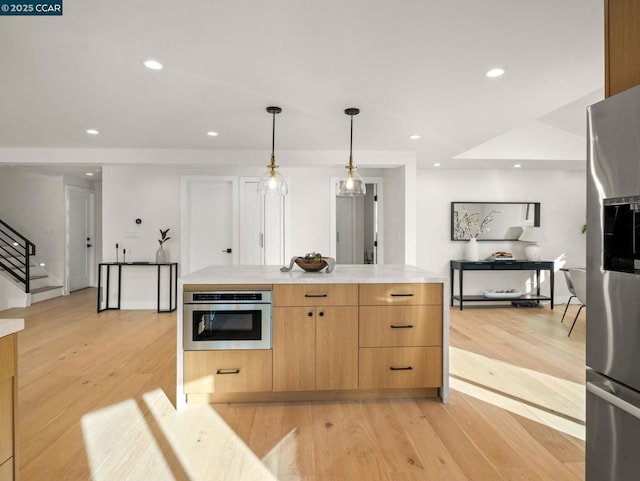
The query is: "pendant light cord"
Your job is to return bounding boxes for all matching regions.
[349,113,354,167]
[271,110,276,165]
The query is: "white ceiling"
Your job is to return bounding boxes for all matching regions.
[0,0,604,178]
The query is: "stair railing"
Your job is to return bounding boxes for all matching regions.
[0,219,36,293]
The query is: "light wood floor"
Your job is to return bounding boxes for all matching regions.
[1,290,585,480]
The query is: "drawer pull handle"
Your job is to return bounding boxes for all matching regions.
[390,324,413,329]
[390,366,413,371]
[390,293,414,297]
[216,369,240,375]
[305,293,328,298]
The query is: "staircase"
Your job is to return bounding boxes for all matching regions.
[0,219,63,307]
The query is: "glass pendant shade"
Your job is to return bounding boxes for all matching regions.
[258,106,287,196]
[258,157,288,196]
[337,164,366,196]
[337,107,366,197]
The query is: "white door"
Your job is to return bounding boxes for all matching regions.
[336,197,354,264]
[67,186,94,291]
[182,177,237,275]
[240,179,287,265]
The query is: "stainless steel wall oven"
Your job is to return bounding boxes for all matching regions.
[183,290,272,350]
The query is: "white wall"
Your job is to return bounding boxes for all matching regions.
[416,169,586,304]
[0,167,66,285]
[102,164,409,308]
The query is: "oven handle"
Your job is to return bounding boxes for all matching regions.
[217,369,241,375]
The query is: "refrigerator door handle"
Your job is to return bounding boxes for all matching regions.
[587,381,640,420]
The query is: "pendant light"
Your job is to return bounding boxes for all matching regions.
[258,106,288,196]
[337,107,366,197]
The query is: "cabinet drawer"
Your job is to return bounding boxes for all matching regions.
[184,350,272,394]
[0,457,13,481]
[0,335,16,381]
[359,347,442,389]
[359,283,442,306]
[273,284,358,306]
[359,306,442,347]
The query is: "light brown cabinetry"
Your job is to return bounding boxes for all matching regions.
[273,284,358,392]
[184,350,272,395]
[0,334,17,481]
[359,283,443,389]
[605,0,640,97]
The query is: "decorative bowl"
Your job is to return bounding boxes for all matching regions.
[294,257,328,272]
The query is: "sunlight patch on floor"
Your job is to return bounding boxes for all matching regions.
[450,347,585,440]
[81,399,176,480]
[81,389,300,481]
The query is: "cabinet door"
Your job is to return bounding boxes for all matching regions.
[316,306,358,390]
[273,307,316,391]
[0,378,13,467]
[0,458,13,481]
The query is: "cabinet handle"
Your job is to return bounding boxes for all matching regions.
[305,293,328,298]
[308,311,313,317]
[318,311,325,317]
[390,324,413,329]
[390,366,413,371]
[390,293,414,297]
[216,369,240,375]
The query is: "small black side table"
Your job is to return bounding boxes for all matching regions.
[97,262,178,313]
[450,259,554,311]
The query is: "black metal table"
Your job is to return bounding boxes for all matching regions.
[450,259,554,311]
[97,262,178,313]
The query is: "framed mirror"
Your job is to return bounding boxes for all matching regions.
[451,202,540,241]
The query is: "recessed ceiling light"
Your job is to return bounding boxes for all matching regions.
[86,129,99,135]
[144,59,163,70]
[434,163,441,167]
[486,68,505,78]
[206,131,219,137]
[85,172,94,176]
[514,164,522,168]
[409,134,421,140]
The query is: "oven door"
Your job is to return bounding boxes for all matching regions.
[183,303,271,350]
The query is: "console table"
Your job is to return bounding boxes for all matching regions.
[97,262,178,313]
[450,260,554,311]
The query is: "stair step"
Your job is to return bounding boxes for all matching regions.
[30,274,48,280]
[31,285,63,294]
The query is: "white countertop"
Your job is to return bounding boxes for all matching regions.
[180,264,445,285]
[0,318,25,338]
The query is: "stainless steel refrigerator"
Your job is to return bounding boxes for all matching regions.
[586,83,640,480]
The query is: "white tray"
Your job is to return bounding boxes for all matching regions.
[483,291,522,299]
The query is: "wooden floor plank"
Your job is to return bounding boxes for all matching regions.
[0,289,585,480]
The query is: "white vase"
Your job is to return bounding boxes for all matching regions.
[155,246,167,264]
[465,238,479,261]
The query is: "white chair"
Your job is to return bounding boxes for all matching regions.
[560,269,577,323]
[568,268,586,337]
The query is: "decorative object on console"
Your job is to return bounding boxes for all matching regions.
[337,108,366,197]
[487,251,514,261]
[519,226,546,261]
[258,106,288,196]
[464,238,480,261]
[483,289,522,299]
[281,252,336,273]
[156,228,171,263]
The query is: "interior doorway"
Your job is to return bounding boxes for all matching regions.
[66,185,95,292]
[181,176,237,275]
[330,178,383,264]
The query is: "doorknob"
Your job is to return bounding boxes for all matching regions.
[221,248,232,253]
[87,244,92,248]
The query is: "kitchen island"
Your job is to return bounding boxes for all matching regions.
[177,265,448,407]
